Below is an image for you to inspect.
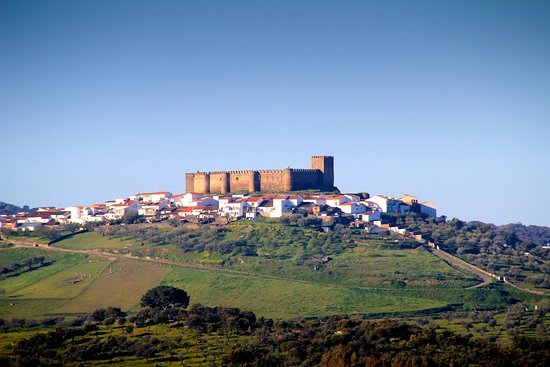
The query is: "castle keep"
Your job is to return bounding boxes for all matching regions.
[186,156,334,194]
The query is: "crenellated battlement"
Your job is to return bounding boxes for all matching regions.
[228,170,257,174]
[185,155,334,193]
[258,169,288,174]
[289,168,319,173]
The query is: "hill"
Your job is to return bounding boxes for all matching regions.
[383,214,550,293]
[0,218,548,365]
[0,201,32,215]
[2,218,546,321]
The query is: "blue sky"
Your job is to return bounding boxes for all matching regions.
[1,0,549,226]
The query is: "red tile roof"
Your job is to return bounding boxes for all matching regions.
[246,197,263,202]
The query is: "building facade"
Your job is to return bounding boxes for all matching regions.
[186,156,334,194]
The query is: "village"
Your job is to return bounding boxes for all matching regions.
[0,190,437,236]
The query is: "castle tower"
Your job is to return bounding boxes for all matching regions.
[248,171,260,192]
[311,156,334,189]
[220,172,229,194]
[283,168,293,191]
[194,172,211,194]
[185,173,195,193]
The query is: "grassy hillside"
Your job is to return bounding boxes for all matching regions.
[161,266,447,319]
[2,223,541,321]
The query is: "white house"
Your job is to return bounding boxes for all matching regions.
[302,194,326,205]
[21,212,53,224]
[66,206,85,223]
[271,195,295,218]
[220,199,245,219]
[325,195,350,207]
[177,206,208,218]
[48,210,71,223]
[256,200,275,216]
[196,197,218,207]
[287,195,303,207]
[180,193,204,206]
[338,202,367,214]
[344,194,361,202]
[107,200,141,220]
[138,201,168,217]
[170,193,184,206]
[365,195,393,212]
[366,195,410,214]
[244,196,265,208]
[358,211,381,222]
[134,191,172,203]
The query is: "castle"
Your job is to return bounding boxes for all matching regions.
[186,156,334,194]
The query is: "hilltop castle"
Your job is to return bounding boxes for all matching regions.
[186,156,334,194]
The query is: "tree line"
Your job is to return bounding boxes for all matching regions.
[384,214,550,289]
[5,286,549,366]
[0,256,46,277]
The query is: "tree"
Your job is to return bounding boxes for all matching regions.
[140,286,190,310]
[122,210,143,224]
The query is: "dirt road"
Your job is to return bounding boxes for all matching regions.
[427,247,493,288]
[427,246,545,295]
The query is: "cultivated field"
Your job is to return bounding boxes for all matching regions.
[57,258,169,313]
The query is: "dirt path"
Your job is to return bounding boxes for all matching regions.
[9,239,328,286]
[427,247,494,288]
[427,246,545,295]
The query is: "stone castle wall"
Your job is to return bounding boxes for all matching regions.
[186,156,333,194]
[289,169,322,191]
[257,169,291,192]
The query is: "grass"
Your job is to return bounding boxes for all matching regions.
[161,266,448,319]
[13,257,111,299]
[53,231,138,250]
[57,258,169,313]
[225,245,479,289]
[0,299,68,319]
[0,249,86,296]
[1,227,541,321]
[3,234,48,245]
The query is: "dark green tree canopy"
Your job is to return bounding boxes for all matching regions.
[140,286,190,309]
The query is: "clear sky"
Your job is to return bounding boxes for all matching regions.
[1,0,549,226]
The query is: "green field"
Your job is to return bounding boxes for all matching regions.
[0,248,87,296]
[161,266,448,318]
[0,299,68,319]
[52,231,138,250]
[224,245,479,289]
[13,257,111,299]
